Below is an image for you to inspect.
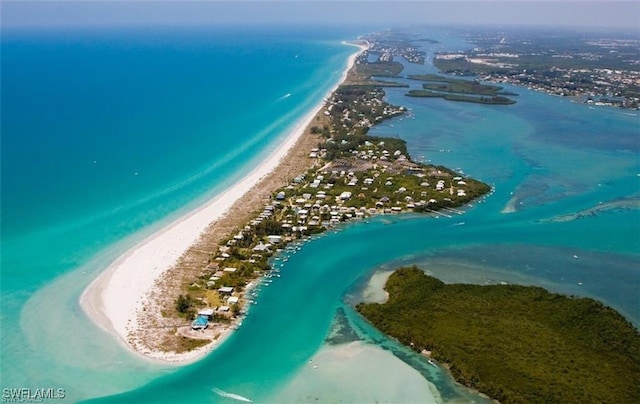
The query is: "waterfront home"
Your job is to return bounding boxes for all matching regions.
[253,242,271,252]
[198,308,215,321]
[219,287,234,295]
[191,315,208,330]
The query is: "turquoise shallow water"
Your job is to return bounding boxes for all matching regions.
[2,26,639,402]
[1,25,360,400]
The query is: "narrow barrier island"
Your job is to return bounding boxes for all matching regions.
[356,267,640,403]
[149,47,491,356]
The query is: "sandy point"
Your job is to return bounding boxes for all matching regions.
[80,41,368,364]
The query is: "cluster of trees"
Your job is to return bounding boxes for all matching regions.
[406,89,516,105]
[413,76,515,97]
[175,294,196,320]
[357,266,640,403]
[405,75,519,105]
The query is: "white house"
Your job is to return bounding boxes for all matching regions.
[253,242,271,252]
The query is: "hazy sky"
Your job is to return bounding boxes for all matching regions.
[3,1,639,29]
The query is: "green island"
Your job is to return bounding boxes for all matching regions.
[166,59,491,352]
[346,49,407,88]
[356,267,640,403]
[405,74,517,105]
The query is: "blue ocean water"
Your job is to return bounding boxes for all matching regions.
[2,26,638,403]
[1,25,361,399]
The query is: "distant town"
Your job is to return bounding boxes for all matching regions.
[364,31,428,64]
[433,29,640,109]
[355,29,639,109]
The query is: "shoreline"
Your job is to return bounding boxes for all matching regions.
[80,41,368,364]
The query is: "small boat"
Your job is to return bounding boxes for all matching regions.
[212,388,252,403]
[428,359,437,368]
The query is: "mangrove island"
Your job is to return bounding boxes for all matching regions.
[356,266,640,403]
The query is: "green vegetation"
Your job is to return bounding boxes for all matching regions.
[406,74,517,105]
[357,267,640,403]
[178,86,491,323]
[356,61,404,78]
[345,59,406,87]
[341,81,409,89]
[409,74,517,96]
[406,90,516,105]
[175,294,192,314]
[404,90,443,98]
[407,74,451,82]
[434,57,504,77]
[172,77,491,352]
[421,82,514,96]
[173,336,212,353]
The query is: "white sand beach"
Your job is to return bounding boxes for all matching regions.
[360,270,394,304]
[80,42,367,363]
